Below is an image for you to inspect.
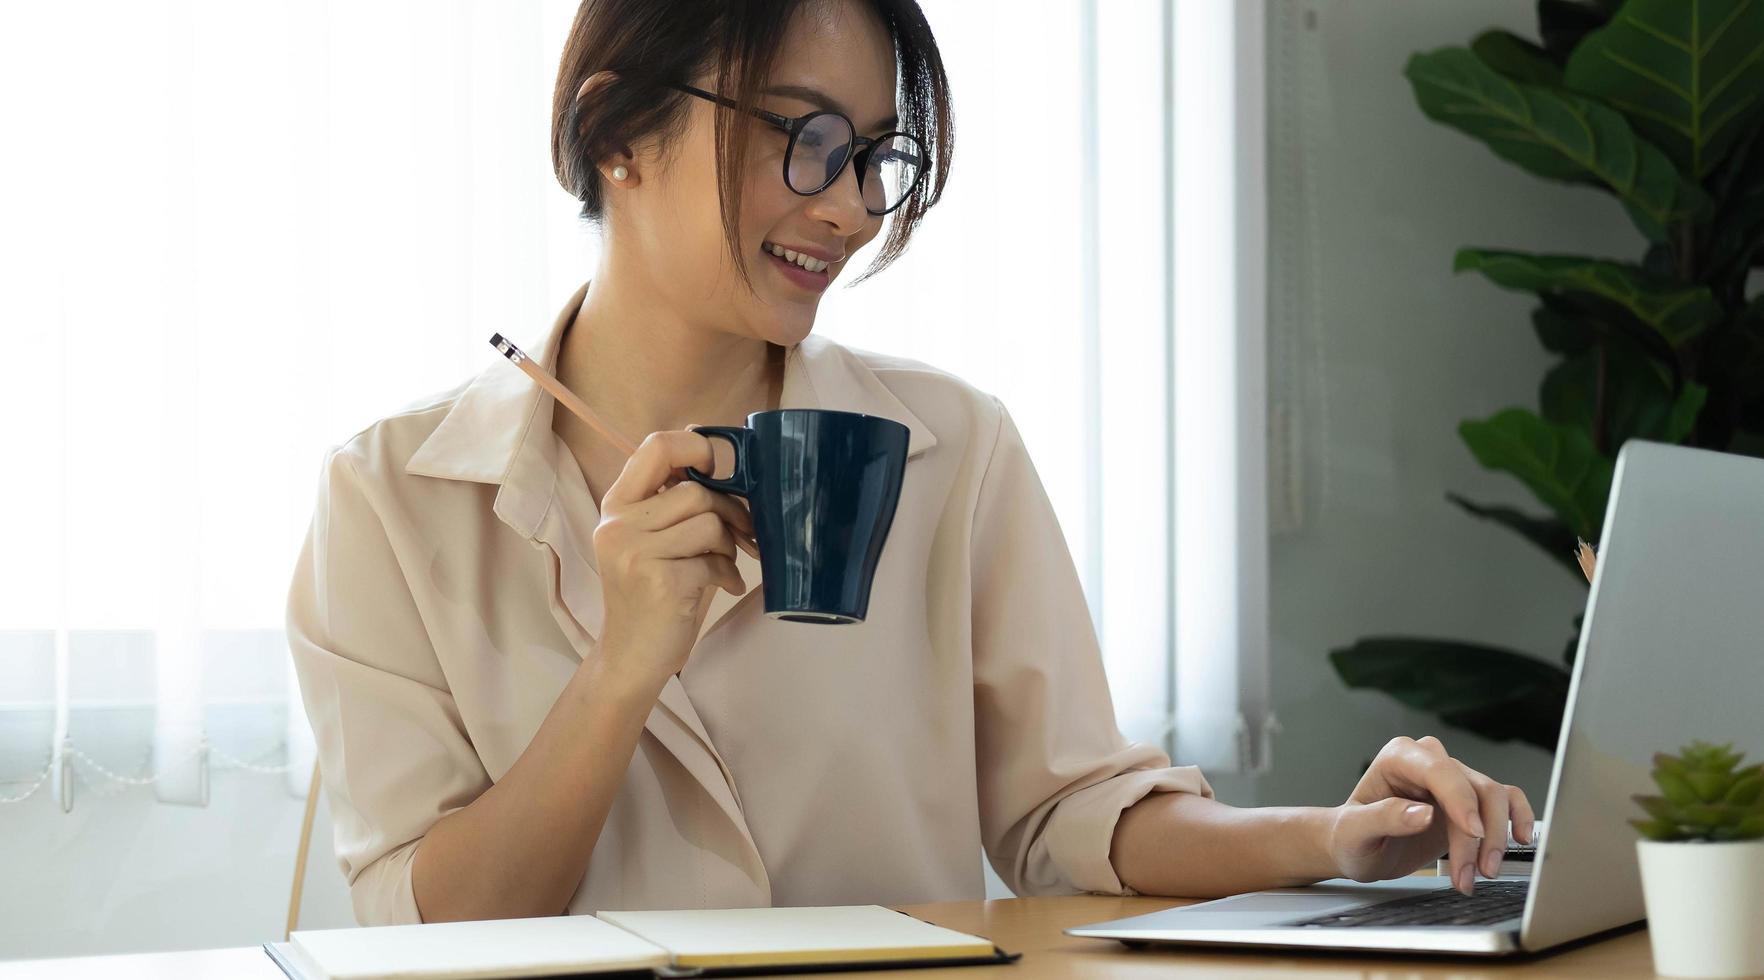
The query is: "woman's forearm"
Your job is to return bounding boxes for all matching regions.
[410,651,665,922]
[1109,791,1340,898]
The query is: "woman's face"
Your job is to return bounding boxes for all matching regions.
[614,0,900,347]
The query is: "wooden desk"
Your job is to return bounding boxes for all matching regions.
[0,894,1656,979]
[894,895,1655,979]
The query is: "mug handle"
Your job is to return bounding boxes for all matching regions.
[684,426,756,496]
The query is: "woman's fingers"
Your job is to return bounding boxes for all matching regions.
[650,511,739,563]
[1445,827,1480,896]
[1509,785,1537,846]
[602,434,759,558]
[1376,737,1487,896]
[649,515,748,598]
[1350,735,1535,894]
[691,553,748,599]
[1464,767,1510,879]
[630,478,755,540]
[1390,738,1486,842]
[602,431,718,511]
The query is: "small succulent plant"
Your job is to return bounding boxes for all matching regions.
[1631,741,1764,843]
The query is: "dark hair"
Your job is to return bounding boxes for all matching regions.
[550,0,953,287]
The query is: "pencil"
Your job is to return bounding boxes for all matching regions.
[490,332,761,562]
[1574,538,1597,584]
[489,333,638,456]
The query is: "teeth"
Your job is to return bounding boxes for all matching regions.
[765,242,828,273]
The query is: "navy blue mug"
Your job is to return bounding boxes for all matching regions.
[684,409,910,624]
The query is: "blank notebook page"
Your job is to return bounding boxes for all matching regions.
[290,914,669,980]
[596,905,998,968]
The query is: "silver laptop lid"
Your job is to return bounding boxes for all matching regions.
[1522,441,1764,950]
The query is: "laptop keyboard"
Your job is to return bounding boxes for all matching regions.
[1289,880,1529,928]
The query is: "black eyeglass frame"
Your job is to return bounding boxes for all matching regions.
[669,82,926,216]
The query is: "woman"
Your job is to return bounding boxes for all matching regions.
[287,0,1532,927]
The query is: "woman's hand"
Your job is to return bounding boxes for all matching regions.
[592,429,759,683]
[1325,735,1536,896]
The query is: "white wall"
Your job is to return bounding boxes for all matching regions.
[1255,0,1632,809]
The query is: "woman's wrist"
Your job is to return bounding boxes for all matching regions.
[1303,805,1348,882]
[1111,794,1346,897]
[577,632,672,704]
[1234,804,1344,887]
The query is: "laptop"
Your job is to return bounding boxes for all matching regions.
[1068,440,1764,955]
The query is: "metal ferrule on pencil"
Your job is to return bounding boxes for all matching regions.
[488,333,528,365]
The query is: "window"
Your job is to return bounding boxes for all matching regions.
[0,0,1272,816]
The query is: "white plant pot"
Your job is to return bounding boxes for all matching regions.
[1636,839,1764,978]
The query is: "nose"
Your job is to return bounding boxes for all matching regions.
[803,152,872,236]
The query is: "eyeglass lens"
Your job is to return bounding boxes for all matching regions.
[787,113,923,214]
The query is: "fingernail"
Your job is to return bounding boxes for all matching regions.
[1483,849,1502,877]
[1404,803,1431,823]
[1456,865,1474,895]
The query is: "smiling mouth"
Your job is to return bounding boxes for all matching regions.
[761,241,832,274]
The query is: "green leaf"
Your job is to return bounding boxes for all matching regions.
[1459,408,1615,540]
[1541,0,1622,64]
[1405,47,1709,240]
[1705,301,1764,410]
[1473,30,1566,86]
[1630,817,1686,840]
[1662,383,1709,443]
[1446,493,1586,580]
[1455,249,1720,346]
[1531,297,1681,383]
[1541,343,1709,447]
[1684,740,1743,769]
[1654,766,1701,805]
[1634,794,1680,821]
[1708,130,1764,283]
[1726,772,1764,806]
[1689,771,1732,802]
[1564,0,1764,180]
[1533,302,1598,354]
[1328,637,1570,750]
[1683,801,1733,824]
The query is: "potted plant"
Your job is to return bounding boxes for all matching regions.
[1632,741,1764,978]
[1329,0,1764,753]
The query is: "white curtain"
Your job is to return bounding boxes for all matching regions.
[0,0,596,810]
[0,0,1268,814]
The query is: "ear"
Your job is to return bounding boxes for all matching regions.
[604,159,637,187]
[576,70,638,186]
[575,68,619,104]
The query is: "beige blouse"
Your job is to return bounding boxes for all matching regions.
[286,281,1213,926]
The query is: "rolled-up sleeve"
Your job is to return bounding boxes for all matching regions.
[970,398,1213,896]
[286,444,491,925]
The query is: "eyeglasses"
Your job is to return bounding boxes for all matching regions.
[669,82,926,216]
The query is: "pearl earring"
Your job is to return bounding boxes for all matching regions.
[611,165,629,181]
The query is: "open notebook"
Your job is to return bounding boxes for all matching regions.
[263,905,1020,979]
